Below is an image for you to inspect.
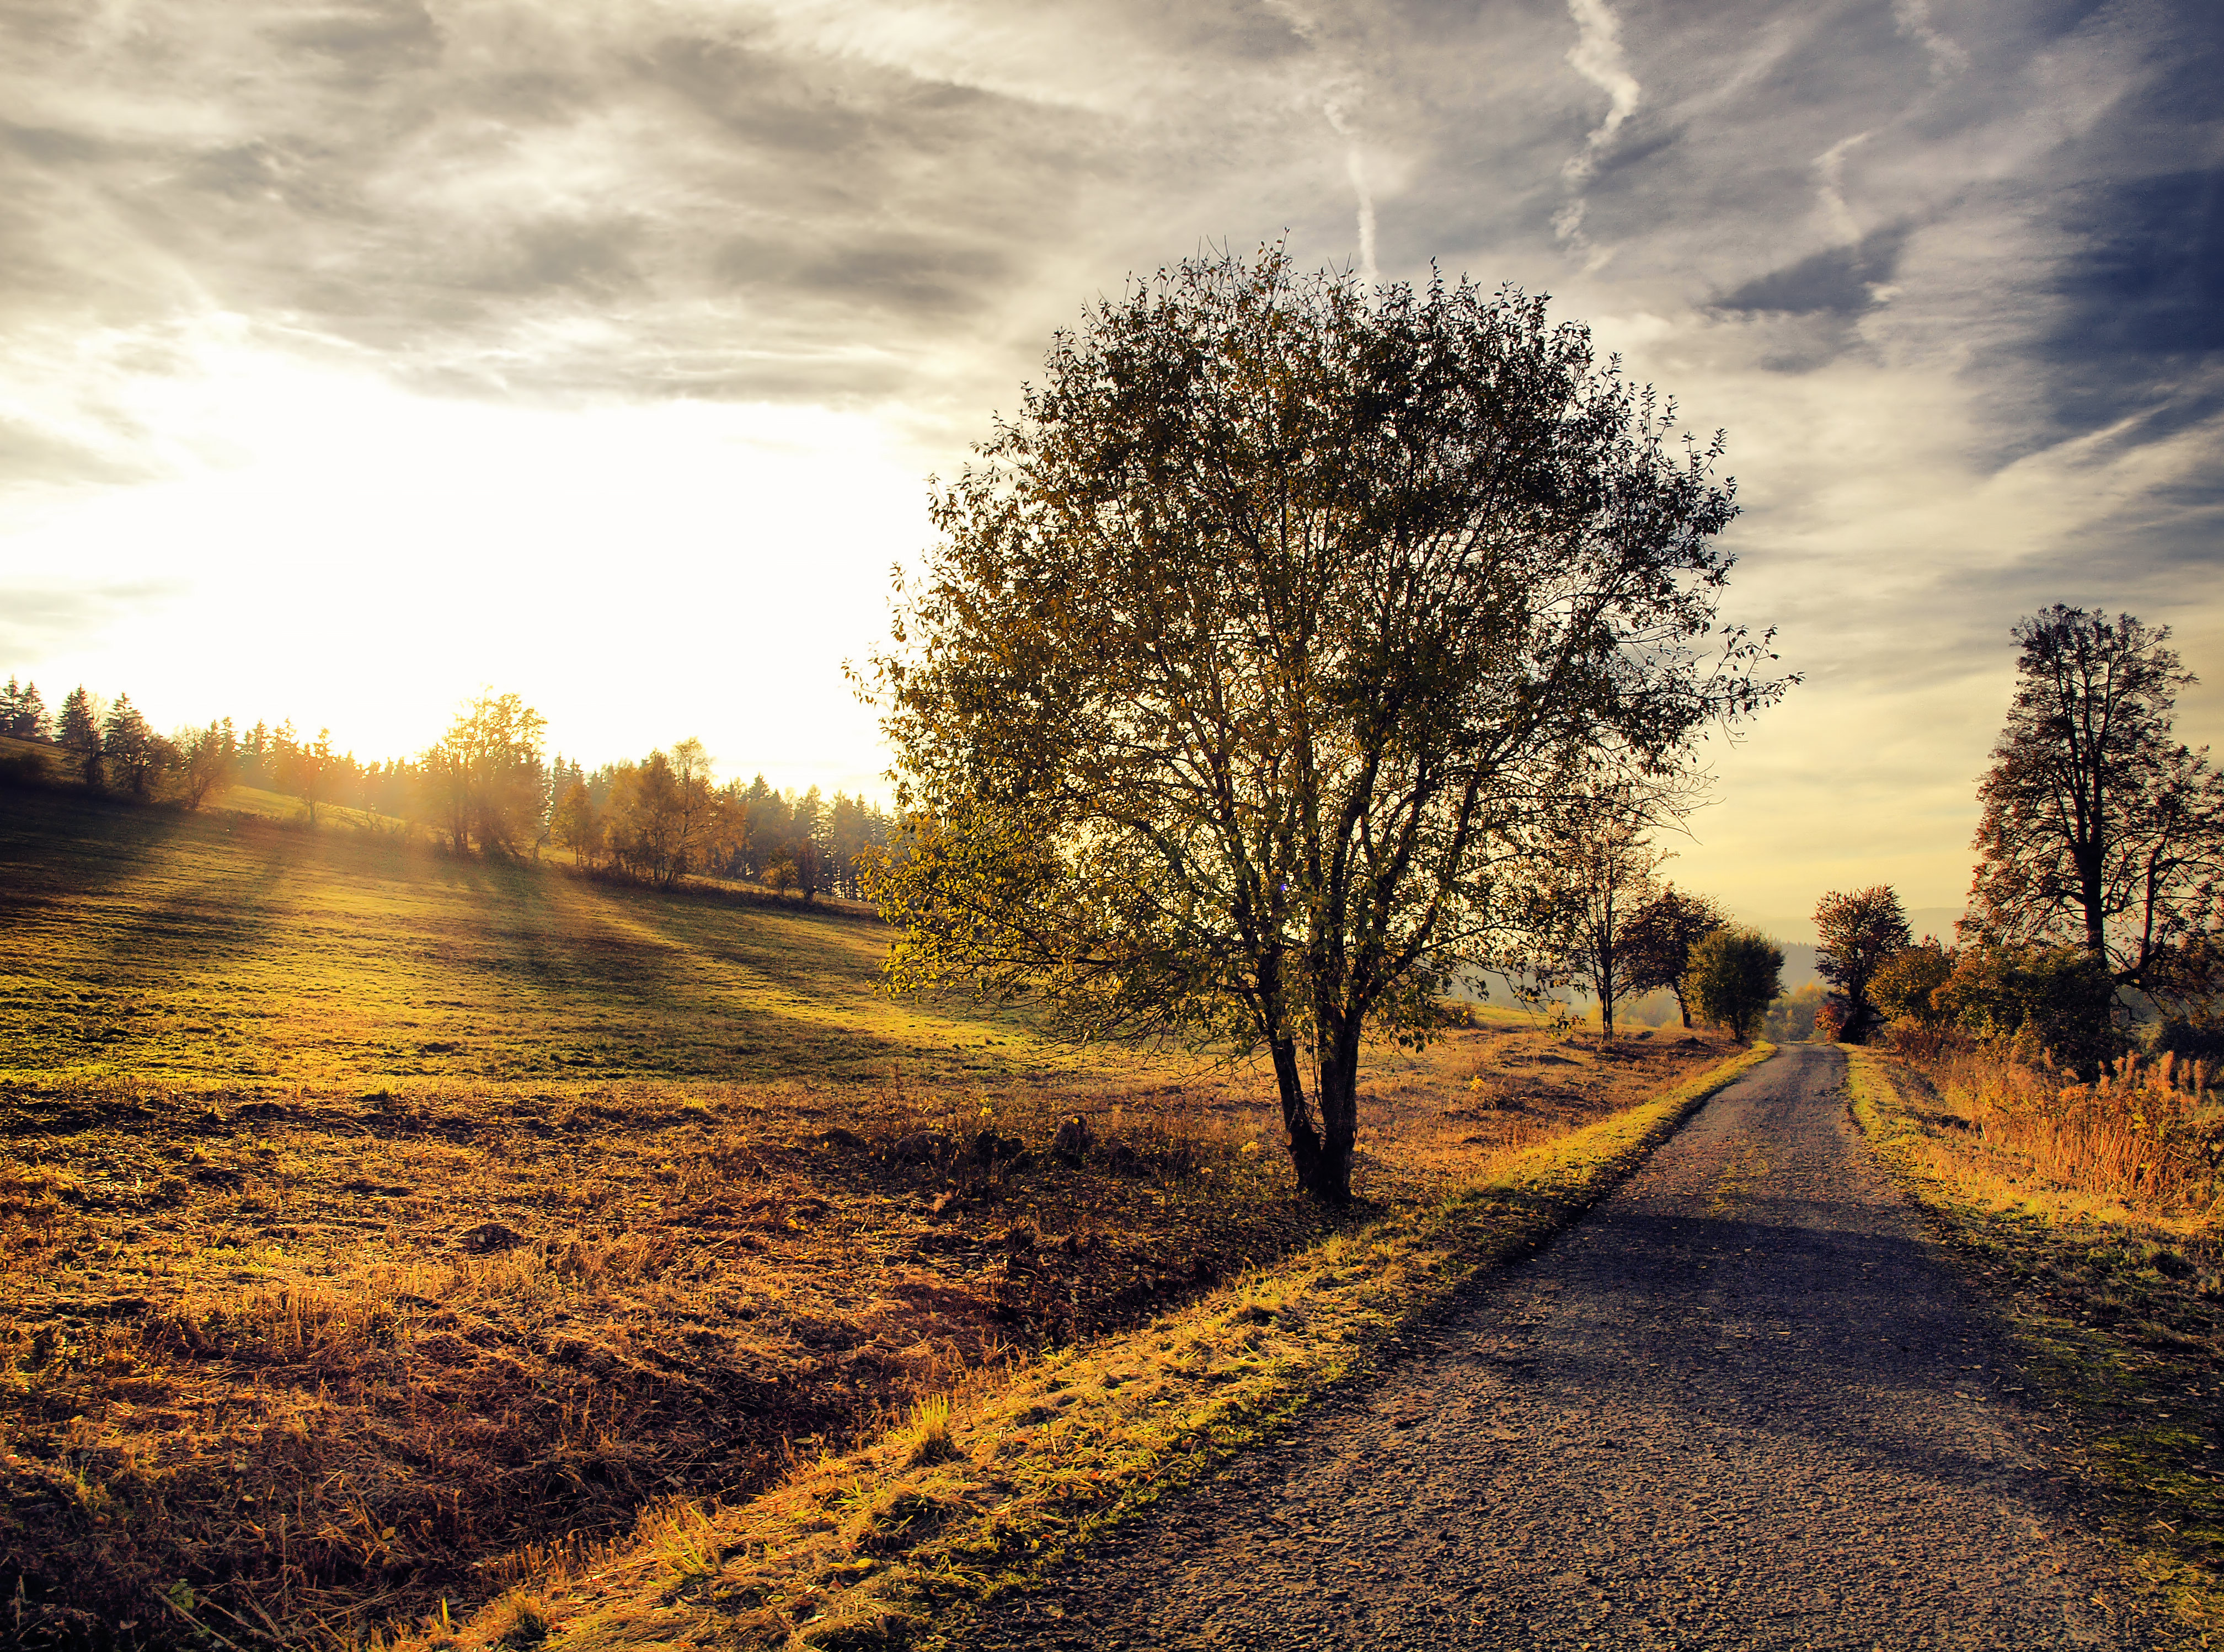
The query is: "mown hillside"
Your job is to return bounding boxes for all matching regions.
[0,784,1039,1091]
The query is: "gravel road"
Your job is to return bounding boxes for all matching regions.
[952,1044,2148,1650]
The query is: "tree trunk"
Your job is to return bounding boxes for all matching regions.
[2078,844,2108,960]
[1268,1037,1336,1198]
[1305,1015,1364,1204]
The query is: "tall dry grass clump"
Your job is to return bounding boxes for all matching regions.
[1905,1035,2223,1211]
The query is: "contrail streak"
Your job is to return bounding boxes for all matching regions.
[1557,0,1641,269]
[1324,100,1378,288]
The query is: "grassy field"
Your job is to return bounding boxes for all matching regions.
[0,780,1745,1646]
[1846,1047,2224,1642]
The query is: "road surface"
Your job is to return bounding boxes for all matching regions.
[953,1044,2143,1650]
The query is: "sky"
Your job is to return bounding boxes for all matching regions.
[2,0,2220,929]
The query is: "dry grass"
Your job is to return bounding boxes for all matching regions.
[1888,1033,2223,1213]
[0,785,1744,1646]
[378,1044,1773,1652]
[1847,1048,2224,1643]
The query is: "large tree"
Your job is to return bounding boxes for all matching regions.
[868,249,1787,1201]
[1965,607,2224,1013]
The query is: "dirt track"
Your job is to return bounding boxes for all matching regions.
[951,1044,2149,1650]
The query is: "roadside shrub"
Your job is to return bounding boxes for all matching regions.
[0,749,52,789]
[1910,1044,2222,1211]
[1935,943,2117,1077]
[1873,939,1954,1025]
[1881,1020,1970,1063]
[1762,981,1825,1043]
[2154,1018,2224,1066]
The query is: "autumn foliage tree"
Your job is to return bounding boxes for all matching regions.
[1814,885,1912,1041]
[1964,606,2224,1020]
[868,248,1787,1201]
[424,692,547,854]
[1871,937,1954,1027]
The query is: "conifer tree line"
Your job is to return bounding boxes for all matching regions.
[0,678,888,899]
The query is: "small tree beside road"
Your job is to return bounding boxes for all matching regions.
[1505,782,1672,1042]
[1814,886,1912,1042]
[1622,885,1726,1028]
[1688,927,1784,1044]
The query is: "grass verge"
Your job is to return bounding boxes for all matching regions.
[1846,1045,2224,1645]
[391,1043,1774,1652]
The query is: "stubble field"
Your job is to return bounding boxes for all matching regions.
[0,782,1737,1645]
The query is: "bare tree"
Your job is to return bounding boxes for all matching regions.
[174,724,233,811]
[1505,780,1675,1041]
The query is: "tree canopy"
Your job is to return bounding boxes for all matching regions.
[869,247,1788,1200]
[1687,927,1783,1044]
[1621,884,1726,1029]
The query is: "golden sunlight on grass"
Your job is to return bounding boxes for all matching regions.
[382,1047,1772,1652]
[1,787,1747,1644]
[1847,1049,2224,1639]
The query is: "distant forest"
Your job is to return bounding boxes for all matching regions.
[0,677,888,901]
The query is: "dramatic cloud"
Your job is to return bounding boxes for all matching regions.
[1,0,2218,917]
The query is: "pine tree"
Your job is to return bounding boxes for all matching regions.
[102,694,157,796]
[58,686,103,785]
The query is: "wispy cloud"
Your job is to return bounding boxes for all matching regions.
[0,0,2217,912]
[1812,131,1872,246]
[1554,0,1641,270]
[1321,99,1378,287]
[1260,1,1381,286]
[1891,0,1968,84]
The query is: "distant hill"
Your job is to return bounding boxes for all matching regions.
[1779,942,1820,991]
